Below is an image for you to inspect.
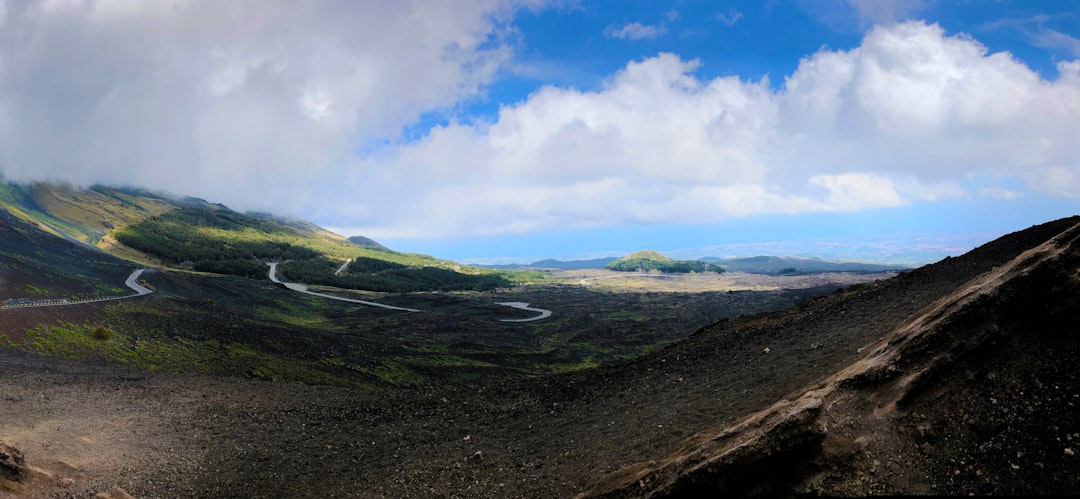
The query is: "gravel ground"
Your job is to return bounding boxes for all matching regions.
[2,216,1078,498]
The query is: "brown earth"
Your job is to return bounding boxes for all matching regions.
[2,216,1079,497]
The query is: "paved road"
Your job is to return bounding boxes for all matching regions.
[1,268,153,310]
[267,262,421,312]
[268,262,554,321]
[124,269,153,295]
[496,302,554,322]
[334,259,351,276]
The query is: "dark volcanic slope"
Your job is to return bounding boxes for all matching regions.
[2,217,1078,498]
[585,217,1080,497]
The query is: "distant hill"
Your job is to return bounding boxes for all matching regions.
[702,255,910,274]
[607,250,724,274]
[348,235,387,249]
[480,257,619,270]
[480,253,910,274]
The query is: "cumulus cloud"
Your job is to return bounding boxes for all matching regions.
[0,0,530,212]
[0,10,1077,241]
[340,22,1079,239]
[603,22,666,40]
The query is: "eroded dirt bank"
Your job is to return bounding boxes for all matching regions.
[2,217,1078,497]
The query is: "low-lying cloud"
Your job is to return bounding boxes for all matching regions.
[0,0,527,211]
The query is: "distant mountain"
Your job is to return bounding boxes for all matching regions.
[701,255,910,274]
[480,253,911,274]
[476,257,618,270]
[347,235,387,249]
[607,250,724,274]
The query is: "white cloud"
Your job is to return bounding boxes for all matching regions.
[0,0,531,213]
[715,10,743,27]
[847,0,926,25]
[0,11,1077,241]
[1027,26,1080,58]
[980,187,1023,200]
[339,22,1080,239]
[983,14,1080,59]
[603,22,666,40]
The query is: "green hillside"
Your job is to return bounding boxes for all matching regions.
[1,181,540,292]
[0,181,183,244]
[114,205,525,291]
[607,250,725,274]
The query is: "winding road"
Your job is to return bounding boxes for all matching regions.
[496,302,553,322]
[1,268,153,310]
[266,262,553,321]
[0,261,551,322]
[267,262,421,312]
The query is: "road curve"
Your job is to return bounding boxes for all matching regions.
[1,268,153,310]
[124,269,154,295]
[496,302,553,322]
[266,262,421,312]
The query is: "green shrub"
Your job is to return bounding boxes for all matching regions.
[89,326,112,341]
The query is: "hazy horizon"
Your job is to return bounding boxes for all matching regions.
[0,0,1076,263]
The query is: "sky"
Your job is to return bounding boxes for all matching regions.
[0,0,1077,264]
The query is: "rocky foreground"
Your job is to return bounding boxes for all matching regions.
[2,216,1079,497]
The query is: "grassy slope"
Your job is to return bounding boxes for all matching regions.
[0,209,134,300]
[0,182,178,244]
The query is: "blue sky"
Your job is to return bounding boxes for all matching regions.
[0,0,1078,264]
[381,0,1080,263]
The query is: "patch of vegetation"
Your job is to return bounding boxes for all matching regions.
[607,250,725,274]
[281,257,515,292]
[89,326,112,340]
[23,321,357,386]
[193,259,272,279]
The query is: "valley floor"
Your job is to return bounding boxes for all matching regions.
[2,217,1078,497]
